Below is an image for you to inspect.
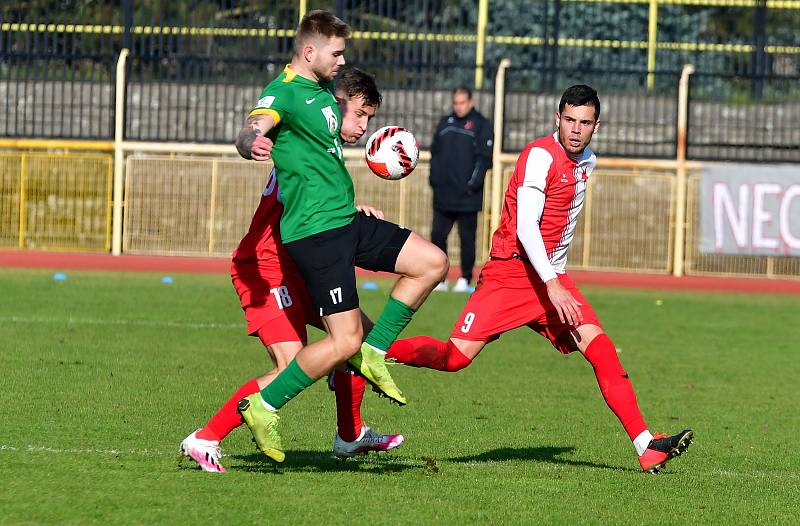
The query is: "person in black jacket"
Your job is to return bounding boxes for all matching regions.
[429,86,493,292]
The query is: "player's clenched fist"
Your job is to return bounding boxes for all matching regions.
[251,135,273,161]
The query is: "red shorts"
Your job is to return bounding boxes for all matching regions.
[230,259,321,345]
[449,258,602,354]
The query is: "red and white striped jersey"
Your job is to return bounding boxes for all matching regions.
[490,133,596,274]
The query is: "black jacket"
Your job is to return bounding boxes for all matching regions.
[429,108,493,213]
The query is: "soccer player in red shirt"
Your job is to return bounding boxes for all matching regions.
[387,85,694,473]
[179,67,403,473]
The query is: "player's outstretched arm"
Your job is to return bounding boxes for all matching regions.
[517,186,583,326]
[236,114,275,161]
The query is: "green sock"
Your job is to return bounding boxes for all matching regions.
[260,358,315,410]
[365,296,416,352]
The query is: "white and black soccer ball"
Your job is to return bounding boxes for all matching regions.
[365,126,419,180]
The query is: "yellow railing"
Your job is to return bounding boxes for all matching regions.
[0,152,113,252]
[5,141,800,280]
[119,153,487,261]
[1,52,797,280]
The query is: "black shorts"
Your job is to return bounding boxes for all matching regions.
[284,212,411,316]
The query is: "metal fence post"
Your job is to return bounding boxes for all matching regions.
[474,0,489,90]
[490,59,511,236]
[752,0,768,100]
[672,63,694,277]
[18,153,27,249]
[208,159,218,254]
[112,49,130,256]
[299,0,308,22]
[646,0,659,90]
[122,0,133,50]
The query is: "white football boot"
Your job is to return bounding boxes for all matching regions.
[333,425,405,459]
[179,430,226,473]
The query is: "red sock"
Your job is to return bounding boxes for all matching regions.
[196,377,260,442]
[333,369,365,442]
[386,336,472,372]
[583,334,648,440]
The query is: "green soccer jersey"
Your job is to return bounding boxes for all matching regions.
[249,65,356,243]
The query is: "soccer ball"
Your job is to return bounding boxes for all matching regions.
[365,126,419,180]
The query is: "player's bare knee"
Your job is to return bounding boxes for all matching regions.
[573,324,605,353]
[419,247,448,283]
[431,248,449,281]
[330,331,363,362]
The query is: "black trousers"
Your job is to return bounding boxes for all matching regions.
[431,208,477,282]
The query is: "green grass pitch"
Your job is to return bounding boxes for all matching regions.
[0,268,797,524]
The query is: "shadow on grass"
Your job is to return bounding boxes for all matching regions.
[222,446,635,474]
[448,446,634,472]
[228,450,417,474]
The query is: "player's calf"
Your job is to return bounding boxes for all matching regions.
[387,336,473,372]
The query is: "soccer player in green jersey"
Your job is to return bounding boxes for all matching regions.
[234,10,448,463]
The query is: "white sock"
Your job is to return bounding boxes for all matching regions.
[259,397,277,412]
[364,342,387,356]
[633,430,654,456]
[356,426,367,441]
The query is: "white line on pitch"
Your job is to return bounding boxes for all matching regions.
[0,444,168,456]
[0,315,241,330]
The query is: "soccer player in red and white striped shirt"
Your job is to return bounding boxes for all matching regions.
[388,85,693,473]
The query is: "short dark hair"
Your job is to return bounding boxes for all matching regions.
[558,85,600,120]
[295,10,350,52]
[452,86,472,99]
[336,66,382,108]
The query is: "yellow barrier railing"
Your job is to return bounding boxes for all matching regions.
[0,152,113,252]
[5,139,799,280]
[1,51,797,280]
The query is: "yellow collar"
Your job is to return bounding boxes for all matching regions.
[282,64,297,83]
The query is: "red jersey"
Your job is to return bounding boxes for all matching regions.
[231,169,290,264]
[230,169,319,337]
[490,133,596,274]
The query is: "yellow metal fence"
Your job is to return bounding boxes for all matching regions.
[2,150,799,280]
[0,152,112,252]
[122,155,487,266]
[496,165,678,274]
